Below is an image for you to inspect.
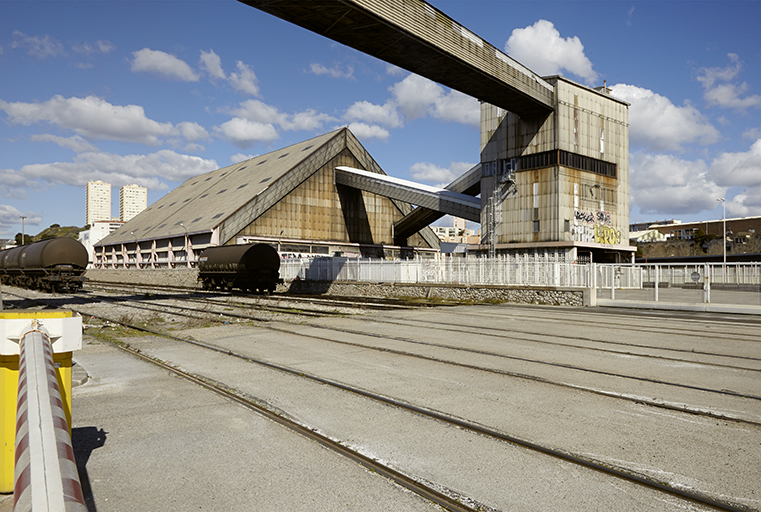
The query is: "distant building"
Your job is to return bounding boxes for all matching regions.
[120,184,147,222]
[432,217,476,244]
[629,219,679,232]
[78,220,125,266]
[86,180,111,226]
[649,216,760,241]
[629,229,666,242]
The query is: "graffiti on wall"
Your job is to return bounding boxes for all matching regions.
[594,224,622,245]
[575,209,611,226]
[573,209,621,245]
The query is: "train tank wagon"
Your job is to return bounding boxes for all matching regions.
[0,237,88,292]
[198,243,281,293]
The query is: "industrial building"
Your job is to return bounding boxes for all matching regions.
[240,0,635,264]
[478,77,633,263]
[93,129,439,268]
[95,0,636,267]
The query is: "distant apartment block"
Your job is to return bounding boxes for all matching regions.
[120,184,147,222]
[86,180,111,226]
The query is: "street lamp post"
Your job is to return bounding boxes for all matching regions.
[717,198,726,264]
[20,216,26,245]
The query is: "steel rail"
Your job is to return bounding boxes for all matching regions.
[8,287,759,425]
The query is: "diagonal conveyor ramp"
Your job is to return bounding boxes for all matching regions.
[393,163,481,243]
[335,166,481,223]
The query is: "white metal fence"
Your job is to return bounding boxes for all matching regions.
[280,257,761,309]
[280,257,592,288]
[596,262,761,306]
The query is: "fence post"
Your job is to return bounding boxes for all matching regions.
[610,265,615,300]
[654,265,659,302]
[704,263,711,304]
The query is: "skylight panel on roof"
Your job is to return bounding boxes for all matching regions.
[237,183,248,189]
[212,213,224,219]
[260,177,271,183]
[257,160,267,165]
[278,153,289,159]
[217,189,227,194]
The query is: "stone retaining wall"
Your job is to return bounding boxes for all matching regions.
[85,268,587,306]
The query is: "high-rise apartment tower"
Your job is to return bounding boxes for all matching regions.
[86,180,111,226]
[120,184,147,222]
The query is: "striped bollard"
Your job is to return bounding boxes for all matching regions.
[1,312,83,509]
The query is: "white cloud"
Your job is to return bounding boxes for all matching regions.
[308,63,354,80]
[279,109,335,132]
[386,64,405,76]
[229,99,281,124]
[727,187,761,217]
[1,95,210,148]
[223,99,335,137]
[175,121,209,142]
[610,84,721,151]
[345,122,390,141]
[344,100,402,128]
[11,31,65,59]
[230,153,259,164]
[505,20,597,85]
[629,141,761,217]
[0,168,41,199]
[410,161,474,184]
[214,118,279,148]
[0,95,176,146]
[131,48,200,82]
[390,74,444,120]
[228,61,260,96]
[704,83,761,110]
[708,139,761,188]
[16,150,219,190]
[697,54,761,110]
[389,74,479,126]
[696,53,742,89]
[200,49,225,81]
[629,152,725,215]
[30,134,98,153]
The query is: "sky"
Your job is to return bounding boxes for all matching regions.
[1,0,759,240]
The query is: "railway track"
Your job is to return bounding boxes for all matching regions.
[4,284,759,510]
[7,284,761,424]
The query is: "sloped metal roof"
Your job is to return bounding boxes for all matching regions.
[99,130,344,246]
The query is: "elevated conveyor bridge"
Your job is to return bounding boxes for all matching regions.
[238,0,555,118]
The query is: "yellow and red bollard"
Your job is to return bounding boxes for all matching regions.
[0,311,83,502]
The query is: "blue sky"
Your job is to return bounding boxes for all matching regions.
[1,0,759,239]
